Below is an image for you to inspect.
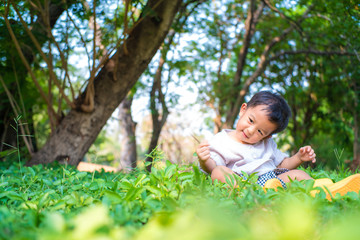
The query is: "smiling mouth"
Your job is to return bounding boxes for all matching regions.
[242,131,248,138]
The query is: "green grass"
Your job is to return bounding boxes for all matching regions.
[1,160,360,240]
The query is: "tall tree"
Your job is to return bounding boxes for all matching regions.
[9,0,183,166]
[270,0,360,167]
[117,94,137,171]
[187,0,356,130]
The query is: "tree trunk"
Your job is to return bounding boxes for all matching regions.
[223,1,264,129]
[145,57,169,171]
[350,80,360,171]
[350,113,360,171]
[26,0,182,166]
[118,95,137,171]
[223,2,310,129]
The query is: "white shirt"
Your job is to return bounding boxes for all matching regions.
[203,129,288,176]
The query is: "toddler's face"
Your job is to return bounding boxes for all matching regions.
[234,104,277,145]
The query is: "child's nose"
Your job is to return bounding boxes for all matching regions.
[248,126,256,135]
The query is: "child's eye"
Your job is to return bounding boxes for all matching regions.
[258,130,263,135]
[249,118,253,123]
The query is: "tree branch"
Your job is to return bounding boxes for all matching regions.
[12,2,75,110]
[270,49,355,61]
[2,4,57,119]
[0,75,34,155]
[262,0,303,35]
[225,5,313,127]
[233,0,264,88]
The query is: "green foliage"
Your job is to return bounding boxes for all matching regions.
[180,0,359,170]
[1,159,360,240]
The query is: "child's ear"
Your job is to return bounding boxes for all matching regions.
[239,103,247,116]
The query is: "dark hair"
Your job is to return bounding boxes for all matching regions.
[247,91,291,134]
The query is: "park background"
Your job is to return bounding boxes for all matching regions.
[1,1,360,239]
[1,0,358,172]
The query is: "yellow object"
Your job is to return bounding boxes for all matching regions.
[263,175,360,200]
[328,174,360,198]
[310,178,333,198]
[313,178,334,188]
[312,174,360,200]
[263,178,283,192]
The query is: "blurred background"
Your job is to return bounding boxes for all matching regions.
[0,0,359,171]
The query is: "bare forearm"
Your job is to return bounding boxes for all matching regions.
[277,154,302,170]
[199,158,217,174]
[278,146,317,169]
[196,141,217,174]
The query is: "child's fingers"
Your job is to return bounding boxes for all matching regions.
[198,151,210,162]
[299,145,317,163]
[198,148,209,156]
[307,150,315,158]
[309,153,316,162]
[196,146,210,159]
[196,141,209,151]
[303,146,312,152]
[307,148,316,160]
[197,143,210,154]
[197,144,210,152]
[299,146,308,154]
[307,152,316,163]
[300,147,305,155]
[200,153,210,160]
[300,146,315,155]
[196,140,211,162]
[299,148,306,156]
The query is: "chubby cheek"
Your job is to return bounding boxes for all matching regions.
[254,136,263,142]
[248,134,263,143]
[236,119,247,129]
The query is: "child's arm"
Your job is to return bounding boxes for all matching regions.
[277,145,316,170]
[196,141,217,174]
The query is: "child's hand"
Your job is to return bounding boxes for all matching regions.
[298,146,316,163]
[196,140,211,163]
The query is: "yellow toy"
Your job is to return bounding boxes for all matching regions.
[263,174,360,201]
